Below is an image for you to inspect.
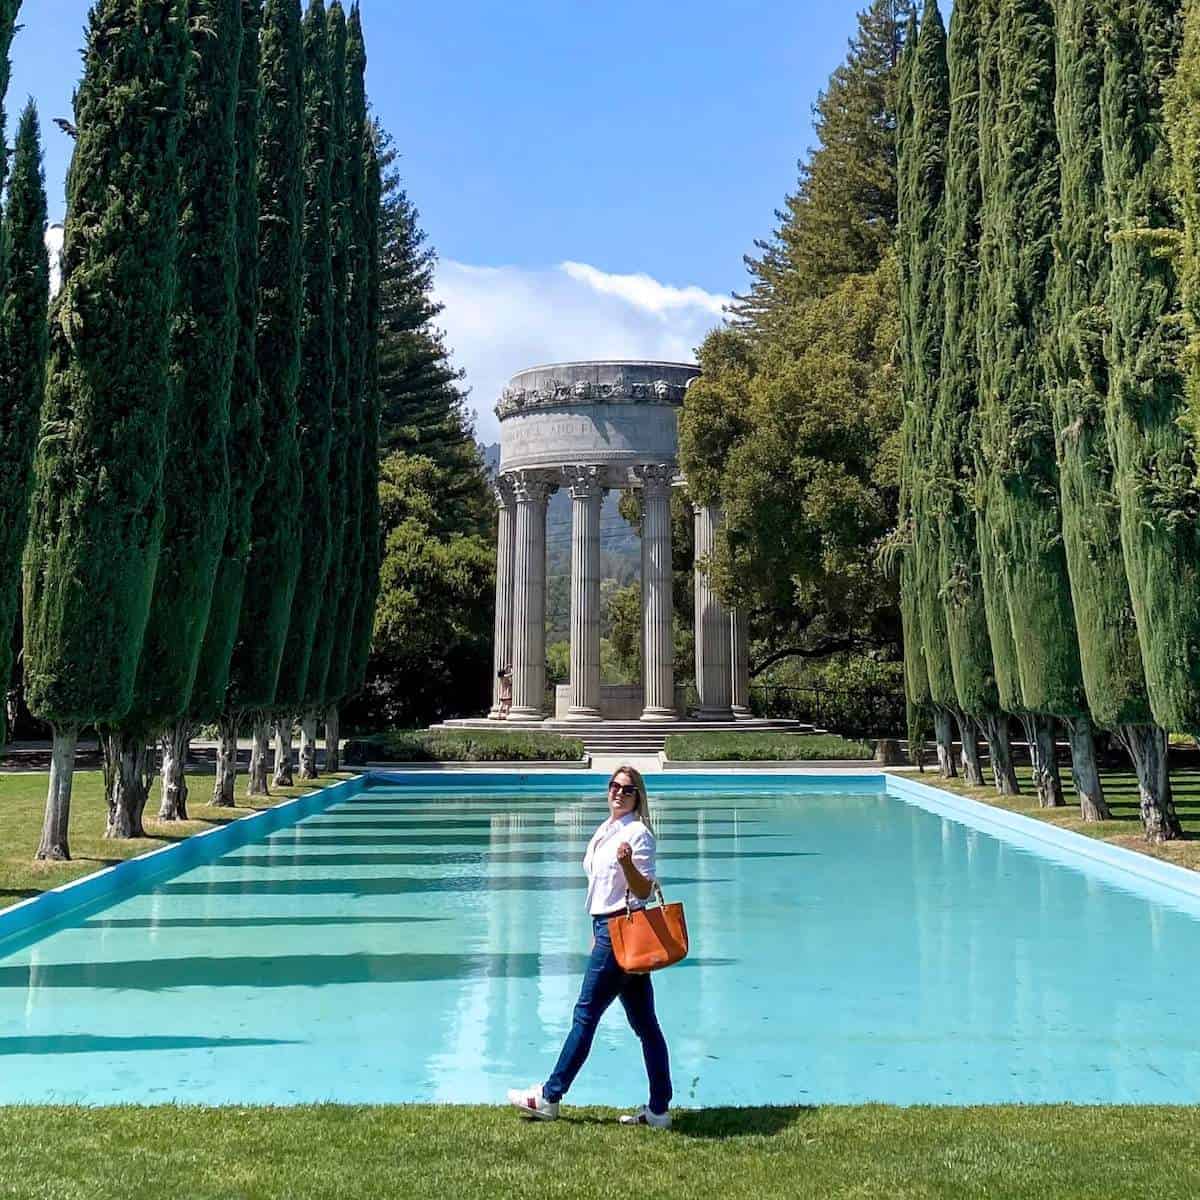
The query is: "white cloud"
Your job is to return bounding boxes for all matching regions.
[432,259,729,444]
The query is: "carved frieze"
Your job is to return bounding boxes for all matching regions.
[496,375,691,420]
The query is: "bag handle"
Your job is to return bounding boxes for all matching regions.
[622,882,665,919]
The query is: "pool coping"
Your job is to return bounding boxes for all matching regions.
[0,774,368,957]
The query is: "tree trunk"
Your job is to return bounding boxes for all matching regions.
[299,712,319,780]
[325,704,340,772]
[158,721,191,821]
[212,713,238,807]
[933,707,958,779]
[1116,725,1180,843]
[981,713,1020,795]
[104,731,149,839]
[1021,714,1064,808]
[272,716,294,788]
[248,718,271,797]
[36,725,77,861]
[1064,715,1109,821]
[955,710,985,787]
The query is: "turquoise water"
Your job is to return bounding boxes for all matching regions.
[0,777,1199,1105]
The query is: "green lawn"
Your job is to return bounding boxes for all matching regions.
[665,731,874,761]
[0,1103,1195,1199]
[914,760,1200,872]
[0,768,349,904]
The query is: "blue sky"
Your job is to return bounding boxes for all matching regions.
[13,1,917,439]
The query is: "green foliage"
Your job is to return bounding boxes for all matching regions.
[22,0,189,727]
[0,102,48,746]
[1048,0,1152,731]
[734,0,916,335]
[1106,0,1200,731]
[190,0,267,722]
[275,0,335,712]
[343,728,585,764]
[932,0,1002,721]
[664,732,873,762]
[227,0,305,713]
[127,0,242,730]
[343,452,494,729]
[305,0,350,709]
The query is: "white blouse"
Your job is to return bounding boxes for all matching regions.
[583,812,657,916]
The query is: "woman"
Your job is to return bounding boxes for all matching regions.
[507,765,673,1128]
[496,666,512,719]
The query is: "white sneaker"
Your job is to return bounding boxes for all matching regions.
[618,1105,671,1130]
[507,1084,559,1121]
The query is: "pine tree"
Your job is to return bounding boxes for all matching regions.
[905,0,966,780]
[0,101,48,751]
[104,0,243,834]
[226,0,305,797]
[346,125,383,700]
[322,1,367,751]
[302,0,349,778]
[932,0,1019,794]
[1048,0,1160,822]
[22,0,189,860]
[1103,0,1189,840]
[272,0,334,788]
[737,0,916,334]
[194,0,266,808]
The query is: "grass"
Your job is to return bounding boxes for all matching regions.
[665,731,874,761]
[0,1103,1196,1198]
[344,728,586,764]
[913,759,1200,872]
[0,768,348,904]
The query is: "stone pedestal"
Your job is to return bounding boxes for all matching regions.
[731,607,751,719]
[564,466,604,721]
[693,502,733,720]
[489,478,516,718]
[510,472,554,720]
[637,465,677,721]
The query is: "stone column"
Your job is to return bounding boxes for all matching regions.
[510,472,554,720]
[693,501,733,721]
[489,476,516,718]
[564,466,604,721]
[731,608,751,719]
[637,464,677,721]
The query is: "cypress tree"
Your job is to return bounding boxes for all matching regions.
[0,102,49,751]
[22,0,189,859]
[1049,0,1162,821]
[906,0,968,781]
[897,13,933,765]
[273,0,335,788]
[104,0,242,833]
[346,125,383,701]
[226,0,305,797]
[301,0,349,779]
[979,0,1097,809]
[323,1,367,752]
[194,0,266,808]
[932,0,1019,794]
[1102,0,1188,839]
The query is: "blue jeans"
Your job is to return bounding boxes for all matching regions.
[543,915,672,1114]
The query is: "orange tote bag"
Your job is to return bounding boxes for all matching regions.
[608,884,689,973]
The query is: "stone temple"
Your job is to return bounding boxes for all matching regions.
[444,360,796,746]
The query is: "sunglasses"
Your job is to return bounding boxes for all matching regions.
[609,782,637,798]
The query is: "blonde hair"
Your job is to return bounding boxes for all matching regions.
[611,764,653,833]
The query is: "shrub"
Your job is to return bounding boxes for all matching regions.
[664,732,873,762]
[343,729,586,764]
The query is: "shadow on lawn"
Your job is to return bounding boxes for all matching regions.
[672,1106,815,1139]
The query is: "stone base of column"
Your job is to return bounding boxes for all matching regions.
[732,705,753,720]
[564,707,603,722]
[640,707,680,722]
[508,706,547,722]
[693,705,735,722]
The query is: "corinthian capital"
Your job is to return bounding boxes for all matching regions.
[634,463,676,500]
[562,464,605,501]
[511,469,556,506]
[493,474,516,509]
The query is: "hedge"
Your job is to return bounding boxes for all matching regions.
[343,729,586,764]
[664,732,874,762]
